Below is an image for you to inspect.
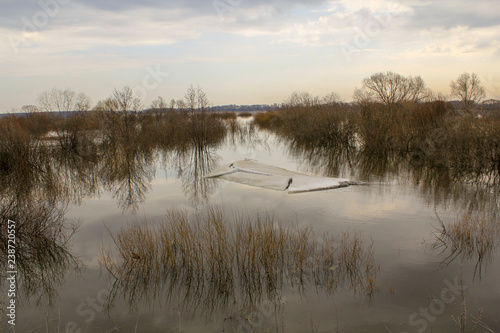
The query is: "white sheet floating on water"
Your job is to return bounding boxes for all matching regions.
[205,160,366,193]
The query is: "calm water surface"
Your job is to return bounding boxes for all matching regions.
[4,118,500,332]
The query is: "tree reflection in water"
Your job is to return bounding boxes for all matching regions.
[99,141,156,212]
[100,207,379,318]
[169,146,220,205]
[0,198,81,305]
[285,140,500,215]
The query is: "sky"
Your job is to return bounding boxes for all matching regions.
[1,0,499,112]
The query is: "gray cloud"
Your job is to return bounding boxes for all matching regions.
[0,0,329,30]
[407,0,500,30]
[72,0,327,12]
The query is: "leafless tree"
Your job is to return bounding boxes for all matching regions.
[176,99,187,110]
[450,72,486,111]
[111,86,142,113]
[151,96,168,110]
[354,71,431,108]
[197,86,209,112]
[184,85,209,113]
[21,105,40,114]
[37,88,92,112]
[92,100,107,112]
[170,99,177,109]
[323,92,341,105]
[286,91,320,107]
[185,85,197,112]
[98,88,143,144]
[36,88,93,150]
[74,93,92,112]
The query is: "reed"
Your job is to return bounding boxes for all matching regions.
[238,112,253,118]
[434,213,499,278]
[99,207,379,315]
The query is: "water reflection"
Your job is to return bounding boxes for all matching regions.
[0,123,229,212]
[285,140,500,215]
[100,208,379,318]
[99,142,156,212]
[0,198,81,305]
[434,213,500,278]
[169,146,220,205]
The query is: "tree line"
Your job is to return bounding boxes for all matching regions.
[10,72,495,115]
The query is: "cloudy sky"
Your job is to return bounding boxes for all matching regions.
[1,0,499,111]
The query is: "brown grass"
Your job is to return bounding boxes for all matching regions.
[434,213,499,278]
[238,112,253,118]
[99,207,379,315]
[215,111,237,120]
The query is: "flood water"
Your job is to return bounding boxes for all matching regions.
[2,117,500,332]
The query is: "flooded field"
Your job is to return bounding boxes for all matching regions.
[1,116,499,332]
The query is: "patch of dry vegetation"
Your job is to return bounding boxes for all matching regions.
[253,96,500,184]
[434,213,500,277]
[99,207,379,314]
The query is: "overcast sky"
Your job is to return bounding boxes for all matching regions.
[1,0,499,111]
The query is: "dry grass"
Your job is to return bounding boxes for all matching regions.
[215,111,237,120]
[253,111,284,130]
[238,112,253,118]
[434,213,499,278]
[99,207,379,315]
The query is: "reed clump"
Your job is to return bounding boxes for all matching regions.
[215,112,237,120]
[100,207,379,314]
[238,112,253,118]
[434,213,499,277]
[253,111,284,130]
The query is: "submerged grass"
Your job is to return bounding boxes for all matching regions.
[434,213,500,278]
[100,207,379,315]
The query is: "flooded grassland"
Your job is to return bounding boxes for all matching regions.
[0,107,499,332]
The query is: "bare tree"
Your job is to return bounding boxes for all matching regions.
[185,85,197,112]
[36,88,93,150]
[111,86,142,113]
[354,71,430,108]
[286,91,320,107]
[92,100,107,112]
[323,92,341,105]
[74,93,92,112]
[450,72,486,111]
[21,105,40,114]
[184,85,209,113]
[170,99,177,109]
[196,86,209,112]
[37,88,91,112]
[151,96,168,110]
[176,99,187,110]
